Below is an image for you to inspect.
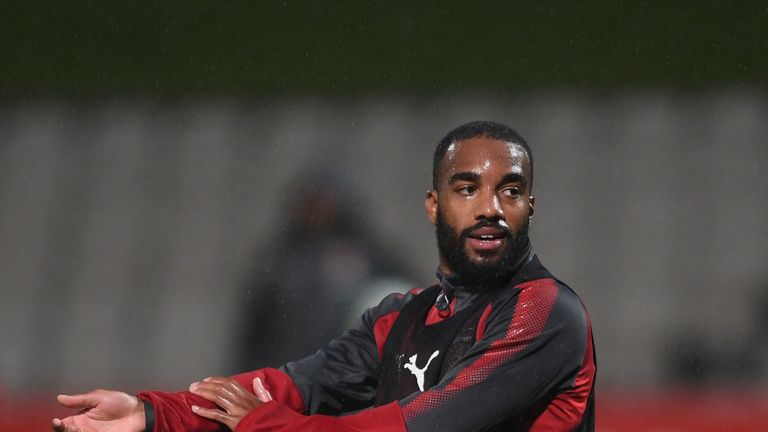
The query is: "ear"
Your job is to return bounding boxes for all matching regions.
[425,190,438,225]
[528,195,535,218]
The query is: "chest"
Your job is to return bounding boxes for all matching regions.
[374,286,491,405]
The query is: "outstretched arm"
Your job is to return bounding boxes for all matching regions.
[52,369,299,432]
[136,291,416,431]
[137,368,304,432]
[189,375,407,432]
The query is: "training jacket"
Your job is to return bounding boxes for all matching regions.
[138,254,596,432]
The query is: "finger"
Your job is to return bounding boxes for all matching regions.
[197,377,241,398]
[202,376,235,387]
[252,378,273,402]
[191,405,235,429]
[202,376,227,383]
[191,381,237,400]
[57,393,100,410]
[203,376,246,395]
[190,382,238,411]
[222,378,252,399]
[51,418,65,432]
[52,417,79,432]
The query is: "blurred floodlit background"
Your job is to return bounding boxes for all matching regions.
[1,2,767,431]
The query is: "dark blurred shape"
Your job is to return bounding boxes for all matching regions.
[663,277,768,387]
[663,331,713,385]
[236,170,414,370]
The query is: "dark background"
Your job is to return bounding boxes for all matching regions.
[2,1,766,97]
[1,2,767,430]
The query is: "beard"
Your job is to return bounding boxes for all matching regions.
[435,211,530,289]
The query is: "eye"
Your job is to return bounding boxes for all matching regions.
[456,184,477,196]
[501,187,522,198]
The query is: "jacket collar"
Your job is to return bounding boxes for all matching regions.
[435,240,535,310]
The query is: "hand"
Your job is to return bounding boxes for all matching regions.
[52,389,145,432]
[189,376,272,430]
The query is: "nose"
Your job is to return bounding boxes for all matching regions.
[475,189,504,221]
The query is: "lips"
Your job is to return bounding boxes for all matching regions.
[467,226,507,240]
[465,226,507,251]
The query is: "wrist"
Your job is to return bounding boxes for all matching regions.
[127,395,147,432]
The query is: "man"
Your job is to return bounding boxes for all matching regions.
[53,121,596,432]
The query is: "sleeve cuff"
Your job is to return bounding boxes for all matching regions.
[142,399,155,432]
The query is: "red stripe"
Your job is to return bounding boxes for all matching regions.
[529,311,595,431]
[374,311,401,360]
[408,287,425,296]
[401,279,559,422]
[373,288,423,360]
[475,304,494,340]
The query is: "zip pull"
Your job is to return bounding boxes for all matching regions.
[435,291,452,318]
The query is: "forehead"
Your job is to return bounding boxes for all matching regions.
[441,136,531,180]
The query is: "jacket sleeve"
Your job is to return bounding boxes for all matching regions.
[235,401,406,432]
[138,368,305,432]
[137,290,417,432]
[276,290,417,414]
[232,280,595,432]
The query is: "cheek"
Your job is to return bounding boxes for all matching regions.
[503,203,531,224]
[440,201,472,226]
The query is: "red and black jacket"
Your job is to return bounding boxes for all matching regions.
[139,254,596,431]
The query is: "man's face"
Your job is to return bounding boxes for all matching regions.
[426,136,534,287]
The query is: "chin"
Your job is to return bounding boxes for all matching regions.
[467,251,504,264]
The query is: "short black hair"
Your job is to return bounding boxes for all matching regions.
[432,120,532,190]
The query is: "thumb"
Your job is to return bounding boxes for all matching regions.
[57,391,102,409]
[252,378,273,403]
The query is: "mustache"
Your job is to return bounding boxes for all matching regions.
[459,220,513,240]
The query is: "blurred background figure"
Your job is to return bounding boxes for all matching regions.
[663,276,768,388]
[236,170,414,369]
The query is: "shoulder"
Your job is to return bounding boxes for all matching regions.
[508,255,590,325]
[486,278,590,345]
[518,278,589,326]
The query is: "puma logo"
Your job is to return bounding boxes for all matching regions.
[404,350,440,392]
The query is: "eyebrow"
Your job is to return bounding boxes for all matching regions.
[447,171,528,188]
[500,173,528,187]
[447,172,480,184]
